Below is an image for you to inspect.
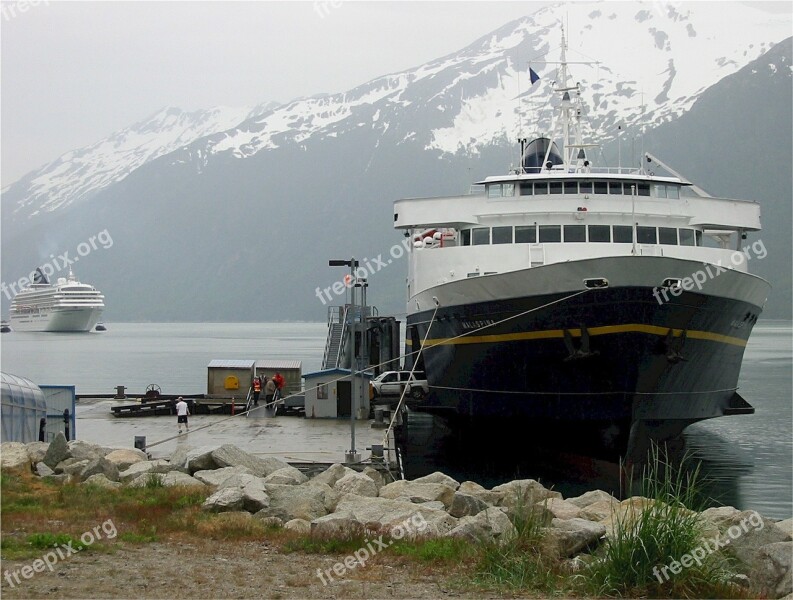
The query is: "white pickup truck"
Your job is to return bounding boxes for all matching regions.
[370,370,428,399]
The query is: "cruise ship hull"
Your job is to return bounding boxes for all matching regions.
[405,256,770,458]
[10,307,103,332]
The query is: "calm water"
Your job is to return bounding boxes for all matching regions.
[1,321,790,518]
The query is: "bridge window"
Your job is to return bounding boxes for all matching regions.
[637,226,657,244]
[549,181,563,194]
[515,225,537,243]
[613,225,633,243]
[460,229,471,246]
[539,225,561,243]
[487,183,515,198]
[520,183,533,196]
[659,227,678,245]
[654,184,680,199]
[638,183,651,196]
[564,225,586,242]
[594,181,608,194]
[679,228,695,246]
[579,181,593,194]
[472,227,490,245]
[492,226,513,244]
[564,181,578,194]
[609,181,623,194]
[588,225,611,242]
[534,182,548,195]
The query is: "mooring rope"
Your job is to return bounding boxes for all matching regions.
[144,288,592,453]
[380,300,440,447]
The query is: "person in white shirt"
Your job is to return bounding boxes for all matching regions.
[175,397,189,434]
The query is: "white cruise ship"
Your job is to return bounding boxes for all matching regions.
[10,268,105,332]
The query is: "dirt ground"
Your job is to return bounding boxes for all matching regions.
[1,538,489,599]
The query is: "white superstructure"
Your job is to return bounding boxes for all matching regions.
[9,269,104,332]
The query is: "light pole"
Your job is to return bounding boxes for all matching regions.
[329,258,361,463]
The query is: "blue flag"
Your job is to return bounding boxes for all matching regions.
[529,67,540,85]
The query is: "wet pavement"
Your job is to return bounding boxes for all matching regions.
[76,399,387,464]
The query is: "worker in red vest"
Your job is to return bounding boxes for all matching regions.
[273,372,285,395]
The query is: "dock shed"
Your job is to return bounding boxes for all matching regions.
[304,368,372,419]
[40,385,77,441]
[207,360,255,398]
[1,372,47,443]
[255,360,302,397]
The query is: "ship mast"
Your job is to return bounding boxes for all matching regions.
[541,27,598,173]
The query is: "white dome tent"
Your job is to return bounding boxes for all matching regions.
[1,372,47,443]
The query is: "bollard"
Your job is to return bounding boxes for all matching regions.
[231,399,235,415]
[134,436,146,451]
[114,385,126,399]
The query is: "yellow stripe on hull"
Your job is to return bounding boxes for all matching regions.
[416,323,747,348]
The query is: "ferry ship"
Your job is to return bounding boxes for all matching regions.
[394,37,770,460]
[9,268,105,332]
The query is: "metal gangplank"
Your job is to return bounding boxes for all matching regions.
[322,306,347,370]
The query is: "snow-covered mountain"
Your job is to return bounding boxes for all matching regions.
[173,1,787,164]
[3,2,789,224]
[2,102,279,219]
[1,2,790,321]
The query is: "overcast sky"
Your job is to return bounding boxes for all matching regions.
[2,1,788,185]
[1,0,554,183]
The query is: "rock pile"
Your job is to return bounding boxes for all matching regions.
[2,436,791,597]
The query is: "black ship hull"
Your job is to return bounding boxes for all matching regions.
[405,256,770,460]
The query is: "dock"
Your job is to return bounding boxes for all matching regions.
[101,395,293,418]
[76,397,404,478]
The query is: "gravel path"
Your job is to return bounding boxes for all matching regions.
[1,539,483,599]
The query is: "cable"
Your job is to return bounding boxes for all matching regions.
[381,299,440,447]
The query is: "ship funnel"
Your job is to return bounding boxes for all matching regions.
[33,268,49,285]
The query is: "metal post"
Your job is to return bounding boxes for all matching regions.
[329,257,362,464]
[347,259,360,463]
[631,184,637,256]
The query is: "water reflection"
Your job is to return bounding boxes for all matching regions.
[400,411,779,517]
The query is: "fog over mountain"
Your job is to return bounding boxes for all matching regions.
[2,2,791,321]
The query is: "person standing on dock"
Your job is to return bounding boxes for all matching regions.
[273,372,285,398]
[176,396,190,434]
[253,376,262,406]
[264,377,276,407]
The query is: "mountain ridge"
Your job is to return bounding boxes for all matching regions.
[1,3,790,321]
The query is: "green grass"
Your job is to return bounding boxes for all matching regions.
[473,486,568,594]
[282,533,369,555]
[1,532,97,560]
[118,531,159,544]
[390,537,472,563]
[581,444,741,598]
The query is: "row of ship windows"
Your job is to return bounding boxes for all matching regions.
[487,181,681,199]
[459,225,702,246]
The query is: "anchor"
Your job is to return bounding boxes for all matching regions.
[663,328,688,363]
[563,325,599,361]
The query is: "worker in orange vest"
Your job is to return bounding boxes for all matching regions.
[252,376,262,406]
